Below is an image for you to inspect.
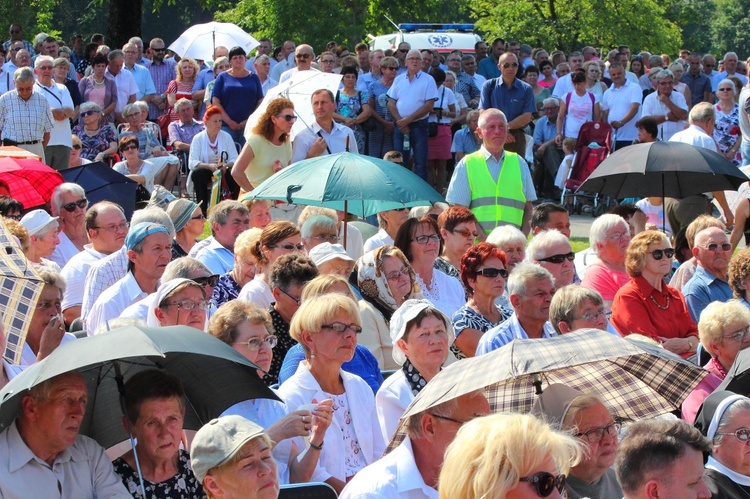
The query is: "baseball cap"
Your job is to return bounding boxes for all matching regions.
[190,415,266,482]
[308,242,354,267]
[19,209,58,236]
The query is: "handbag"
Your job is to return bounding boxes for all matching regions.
[156,111,171,141]
[428,88,446,138]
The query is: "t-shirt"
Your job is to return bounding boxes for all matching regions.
[635,198,672,235]
[563,91,598,138]
[243,134,292,187]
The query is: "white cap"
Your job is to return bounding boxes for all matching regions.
[389,299,453,365]
[190,415,266,483]
[308,243,354,267]
[19,209,58,236]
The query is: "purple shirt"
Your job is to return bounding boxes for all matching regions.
[167,119,205,147]
[147,59,176,119]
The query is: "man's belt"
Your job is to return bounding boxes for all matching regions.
[2,138,40,146]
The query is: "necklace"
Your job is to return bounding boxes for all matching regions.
[648,293,670,310]
[93,76,105,87]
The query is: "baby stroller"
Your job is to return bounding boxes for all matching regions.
[560,121,615,217]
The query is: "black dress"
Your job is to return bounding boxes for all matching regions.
[704,468,750,499]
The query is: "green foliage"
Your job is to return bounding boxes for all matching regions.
[665,0,715,54]
[712,0,750,58]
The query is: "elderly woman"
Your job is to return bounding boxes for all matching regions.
[238,221,304,309]
[376,300,452,442]
[166,199,204,258]
[452,243,512,358]
[694,391,750,497]
[213,228,261,307]
[203,56,230,107]
[487,224,527,272]
[278,293,385,492]
[611,230,699,357]
[146,278,209,329]
[188,105,239,213]
[444,70,469,127]
[22,269,73,365]
[20,209,61,271]
[524,65,551,114]
[72,101,118,161]
[729,248,750,308]
[526,229,576,287]
[549,285,608,334]
[209,300,334,487]
[532,384,623,498]
[714,79,742,165]
[232,97,294,194]
[436,204,479,279]
[113,135,160,194]
[78,54,116,123]
[367,55,397,158]
[166,57,200,121]
[364,206,409,253]
[439,413,582,499]
[581,214,632,309]
[112,369,205,498]
[394,216,465,319]
[68,134,91,167]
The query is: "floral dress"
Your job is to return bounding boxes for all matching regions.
[325,391,366,478]
[112,449,205,499]
[212,272,242,308]
[72,123,117,161]
[367,80,393,158]
[336,89,368,153]
[713,103,742,165]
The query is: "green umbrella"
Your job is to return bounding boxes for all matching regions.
[0,325,278,449]
[244,152,446,218]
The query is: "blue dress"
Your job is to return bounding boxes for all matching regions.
[366,80,394,158]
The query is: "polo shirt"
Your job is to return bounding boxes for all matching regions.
[87,271,150,336]
[123,63,156,100]
[477,56,500,80]
[601,80,642,141]
[479,77,536,123]
[681,72,713,106]
[682,266,733,322]
[642,91,688,141]
[475,313,557,355]
[192,68,214,92]
[193,237,234,275]
[451,126,481,154]
[386,70,439,121]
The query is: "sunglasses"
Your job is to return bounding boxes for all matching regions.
[383,66,399,70]
[502,62,519,68]
[476,267,508,279]
[121,144,139,151]
[398,49,409,53]
[650,248,675,260]
[296,53,312,59]
[80,110,99,117]
[519,472,567,498]
[72,144,82,150]
[450,228,479,239]
[699,242,732,252]
[268,243,305,251]
[719,87,733,91]
[151,48,166,52]
[538,252,575,264]
[62,198,88,212]
[276,113,297,122]
[192,274,219,287]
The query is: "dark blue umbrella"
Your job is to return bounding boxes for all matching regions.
[61,161,138,219]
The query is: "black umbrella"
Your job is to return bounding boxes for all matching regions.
[61,161,139,220]
[717,347,750,396]
[577,141,748,231]
[0,325,279,449]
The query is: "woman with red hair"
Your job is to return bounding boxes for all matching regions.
[188,105,239,212]
[452,242,511,358]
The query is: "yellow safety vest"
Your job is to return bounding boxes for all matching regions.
[465,150,526,234]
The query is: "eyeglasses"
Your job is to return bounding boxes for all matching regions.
[449,228,479,239]
[542,106,558,111]
[313,234,339,243]
[192,274,219,288]
[276,113,297,122]
[575,310,609,322]
[412,234,440,244]
[386,266,411,281]
[501,62,519,68]
[151,48,166,52]
[4,214,21,221]
[10,48,21,52]
[296,53,312,59]
[72,144,82,150]
[279,287,301,304]
[538,252,575,264]
[191,214,206,220]
[699,242,732,252]
[62,198,88,212]
[715,427,750,443]
[649,248,675,260]
[476,267,508,279]
[574,422,621,443]
[606,231,630,241]
[121,144,139,151]
[161,299,211,311]
[429,413,469,425]
[268,242,306,251]
[37,65,53,70]
[235,335,278,350]
[320,59,335,64]
[383,66,399,71]
[321,321,363,334]
[724,327,750,342]
[406,57,421,62]
[94,222,130,232]
[80,110,99,117]
[719,87,734,92]
[519,472,567,498]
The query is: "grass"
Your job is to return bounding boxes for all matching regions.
[570,237,590,253]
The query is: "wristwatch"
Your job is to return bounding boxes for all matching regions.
[663,113,669,122]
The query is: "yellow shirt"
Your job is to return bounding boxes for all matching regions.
[244,134,293,187]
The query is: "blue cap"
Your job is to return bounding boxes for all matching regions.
[125,222,169,250]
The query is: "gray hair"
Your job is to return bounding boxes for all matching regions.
[213,56,229,73]
[405,396,460,438]
[648,55,665,68]
[445,70,457,82]
[717,78,736,93]
[466,109,481,122]
[525,229,570,262]
[714,398,750,446]
[209,200,248,228]
[51,183,86,215]
[300,214,337,239]
[79,101,101,114]
[33,55,54,68]
[508,263,554,297]
[131,207,176,239]
[134,100,149,114]
[162,257,211,281]
[39,268,66,294]
[122,102,140,118]
[297,205,337,228]
[542,97,558,108]
[53,57,69,69]
[689,102,716,124]
[173,98,194,113]
[478,108,507,128]
[589,214,629,255]
[655,68,674,82]
[107,49,124,62]
[253,54,270,64]
[13,67,34,83]
[487,225,526,248]
[461,54,476,63]
[549,284,604,334]
[406,49,422,60]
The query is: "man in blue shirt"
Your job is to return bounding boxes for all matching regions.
[192,46,228,117]
[533,98,562,199]
[682,226,733,322]
[477,38,504,80]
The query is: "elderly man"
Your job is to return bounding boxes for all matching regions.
[533,98,563,199]
[87,222,172,335]
[291,89,358,162]
[0,371,130,497]
[683,53,713,106]
[0,67,54,160]
[49,183,88,267]
[446,108,536,235]
[525,229,575,287]
[387,49,438,180]
[147,38,177,121]
[601,63,642,151]
[309,242,355,277]
[682,226,733,322]
[666,102,733,235]
[615,419,711,499]
[340,390,490,498]
[61,201,128,325]
[702,54,719,84]
[533,385,623,498]
[549,284,608,334]
[479,51,535,157]
[1,41,25,81]
[246,37,276,70]
[641,69,688,141]
[254,55,277,96]
[122,42,156,103]
[451,109,480,161]
[191,200,250,275]
[33,55,74,170]
[531,202,571,238]
[269,40,296,82]
[476,263,557,354]
[105,50,138,123]
[714,51,747,90]
[279,44,318,84]
[301,214,339,252]
[363,206,409,252]
[477,38,504,80]
[639,54,666,92]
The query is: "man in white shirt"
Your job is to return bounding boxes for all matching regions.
[551,51,584,100]
[339,391,490,499]
[33,55,74,170]
[641,69,688,141]
[291,89,358,162]
[601,63,641,150]
[279,44,318,84]
[105,49,138,123]
[269,40,296,82]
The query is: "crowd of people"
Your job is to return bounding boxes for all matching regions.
[1,23,750,498]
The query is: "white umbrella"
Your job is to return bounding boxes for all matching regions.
[244,70,343,140]
[168,22,259,61]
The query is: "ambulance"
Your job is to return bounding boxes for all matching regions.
[368,23,482,55]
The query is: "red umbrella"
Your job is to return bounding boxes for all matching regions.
[0,157,64,209]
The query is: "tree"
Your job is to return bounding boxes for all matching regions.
[711,0,750,58]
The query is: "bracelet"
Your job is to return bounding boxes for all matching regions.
[309,440,324,451]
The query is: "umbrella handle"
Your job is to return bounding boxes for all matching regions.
[286,185,302,204]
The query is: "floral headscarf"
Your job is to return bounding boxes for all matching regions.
[357,245,423,319]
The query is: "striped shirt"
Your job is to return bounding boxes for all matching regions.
[147,59,176,119]
[0,89,54,142]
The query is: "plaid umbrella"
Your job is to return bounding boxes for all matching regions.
[0,157,64,209]
[386,329,708,452]
[0,219,44,364]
